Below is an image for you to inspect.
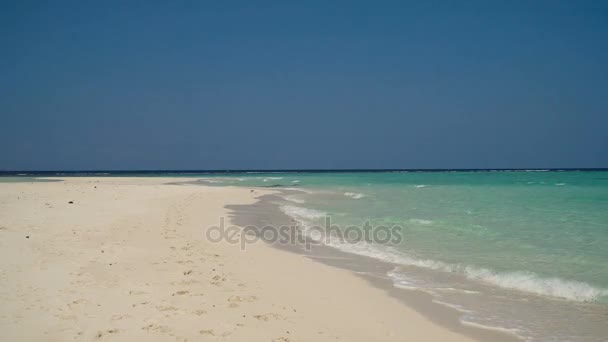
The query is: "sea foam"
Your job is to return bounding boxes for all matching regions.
[280,205,326,221]
[328,240,608,302]
[283,195,306,204]
[201,178,224,184]
[409,218,433,225]
[344,192,365,199]
[462,267,608,302]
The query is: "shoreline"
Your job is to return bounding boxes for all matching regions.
[225,185,608,342]
[0,177,507,341]
[225,190,520,342]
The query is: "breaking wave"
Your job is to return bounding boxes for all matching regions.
[409,218,433,225]
[278,205,608,303]
[326,240,608,302]
[344,192,365,199]
[280,205,326,221]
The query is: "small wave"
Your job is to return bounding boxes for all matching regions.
[463,268,608,302]
[555,183,565,186]
[392,282,419,291]
[280,205,326,221]
[282,187,314,194]
[263,177,283,181]
[283,196,306,204]
[201,179,224,184]
[415,184,427,188]
[433,287,480,295]
[327,241,608,302]
[432,299,474,314]
[409,218,433,225]
[292,180,300,183]
[459,320,522,337]
[344,192,365,199]
[280,205,328,242]
[329,242,454,271]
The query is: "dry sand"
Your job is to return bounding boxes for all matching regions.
[0,177,476,341]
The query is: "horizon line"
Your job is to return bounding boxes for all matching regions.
[1,168,608,175]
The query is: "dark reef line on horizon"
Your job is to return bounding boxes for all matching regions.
[1,168,608,177]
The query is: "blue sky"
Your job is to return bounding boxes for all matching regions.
[1,1,607,170]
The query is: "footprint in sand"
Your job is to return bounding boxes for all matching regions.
[95,329,119,339]
[55,313,77,321]
[67,298,87,308]
[211,274,226,286]
[227,295,257,303]
[253,313,283,322]
[128,290,147,296]
[173,279,200,286]
[131,301,149,308]
[156,305,179,312]
[142,323,171,334]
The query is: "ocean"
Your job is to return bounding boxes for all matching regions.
[196,170,608,341]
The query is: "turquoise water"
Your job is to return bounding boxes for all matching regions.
[198,171,608,341]
[203,171,608,297]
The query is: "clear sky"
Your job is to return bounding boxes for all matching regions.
[1,1,607,170]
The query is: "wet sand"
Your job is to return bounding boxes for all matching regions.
[227,192,519,342]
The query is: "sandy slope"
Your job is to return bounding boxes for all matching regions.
[0,177,474,341]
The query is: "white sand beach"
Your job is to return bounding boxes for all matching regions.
[0,177,476,341]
